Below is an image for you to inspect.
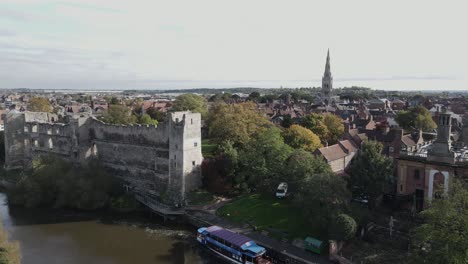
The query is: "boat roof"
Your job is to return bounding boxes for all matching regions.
[203,226,255,248]
[305,237,323,247]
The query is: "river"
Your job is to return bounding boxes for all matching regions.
[0,193,217,264]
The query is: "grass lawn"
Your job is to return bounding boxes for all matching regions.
[217,193,326,240]
[186,189,216,206]
[202,139,217,158]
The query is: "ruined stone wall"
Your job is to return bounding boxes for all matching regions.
[4,111,203,204]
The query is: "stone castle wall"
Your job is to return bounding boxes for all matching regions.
[3,111,202,204]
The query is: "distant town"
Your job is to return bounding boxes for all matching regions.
[1,51,467,264]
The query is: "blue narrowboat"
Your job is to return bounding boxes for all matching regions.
[197,226,270,264]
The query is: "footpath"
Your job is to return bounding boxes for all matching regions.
[185,201,332,264]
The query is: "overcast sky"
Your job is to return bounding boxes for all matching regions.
[1,0,467,90]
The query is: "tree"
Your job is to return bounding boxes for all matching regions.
[109,97,120,105]
[281,115,293,128]
[282,125,321,152]
[236,127,292,191]
[329,214,357,241]
[323,114,345,144]
[101,105,137,125]
[396,106,437,131]
[28,97,52,112]
[282,149,331,192]
[145,107,166,122]
[172,94,207,117]
[208,102,272,146]
[294,173,351,228]
[138,114,158,125]
[347,141,393,209]
[201,141,238,194]
[247,92,261,102]
[301,113,329,144]
[410,180,468,264]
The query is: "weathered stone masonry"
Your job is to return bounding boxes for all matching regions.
[3,111,203,204]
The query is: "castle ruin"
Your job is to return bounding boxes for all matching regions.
[3,111,203,208]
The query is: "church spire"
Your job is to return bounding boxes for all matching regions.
[324,49,331,77]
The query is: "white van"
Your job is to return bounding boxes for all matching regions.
[276,182,288,198]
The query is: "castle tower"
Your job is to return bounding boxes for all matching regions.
[322,49,333,98]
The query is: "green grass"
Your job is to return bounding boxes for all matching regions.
[186,189,216,206]
[202,139,217,158]
[217,193,325,240]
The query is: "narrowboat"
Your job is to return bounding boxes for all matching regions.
[197,226,271,264]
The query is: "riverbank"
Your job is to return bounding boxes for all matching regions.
[0,219,20,264]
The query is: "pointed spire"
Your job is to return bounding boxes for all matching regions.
[324,49,331,77]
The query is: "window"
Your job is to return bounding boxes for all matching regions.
[192,161,196,166]
[400,185,403,192]
[175,144,178,149]
[191,118,193,124]
[414,170,420,180]
[194,142,198,147]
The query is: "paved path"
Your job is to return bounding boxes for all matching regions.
[186,209,331,264]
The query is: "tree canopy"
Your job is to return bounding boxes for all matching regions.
[282,125,322,152]
[396,106,437,131]
[301,113,344,144]
[347,141,393,208]
[208,102,272,146]
[294,173,350,227]
[145,107,166,122]
[235,127,292,191]
[323,114,345,144]
[28,97,52,112]
[410,180,468,263]
[138,114,158,125]
[101,105,137,125]
[282,149,331,192]
[172,94,207,117]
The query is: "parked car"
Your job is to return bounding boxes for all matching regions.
[275,182,288,198]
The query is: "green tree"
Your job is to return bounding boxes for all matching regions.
[247,91,261,102]
[8,156,119,210]
[396,106,437,131]
[28,97,52,112]
[208,102,271,146]
[323,114,345,144]
[301,113,328,139]
[236,127,292,191]
[329,214,357,241]
[347,141,393,209]
[282,149,331,192]
[138,114,158,125]
[172,94,207,117]
[101,105,137,125]
[145,107,166,122]
[109,97,120,105]
[282,125,321,152]
[294,173,350,228]
[281,115,293,128]
[410,180,468,264]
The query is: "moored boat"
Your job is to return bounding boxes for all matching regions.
[197,226,271,264]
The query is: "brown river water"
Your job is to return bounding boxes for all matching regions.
[0,193,218,264]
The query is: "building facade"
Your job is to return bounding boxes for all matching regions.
[3,111,203,205]
[396,112,468,211]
